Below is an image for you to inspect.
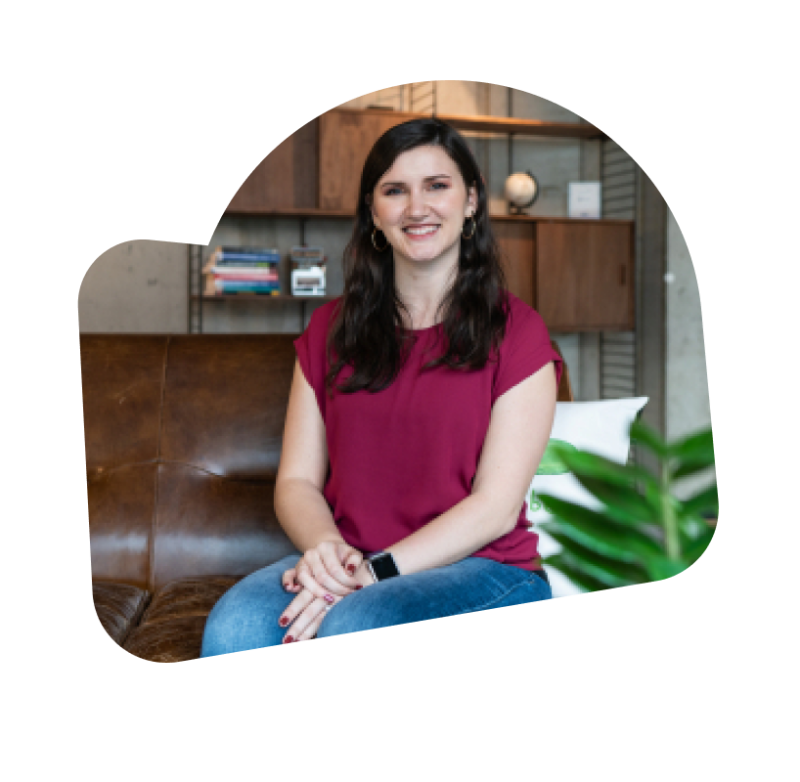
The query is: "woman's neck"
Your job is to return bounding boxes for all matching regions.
[393,254,457,330]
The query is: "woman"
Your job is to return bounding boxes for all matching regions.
[200,118,562,657]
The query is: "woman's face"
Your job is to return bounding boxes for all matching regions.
[370,145,477,269]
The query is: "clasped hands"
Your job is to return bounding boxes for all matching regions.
[278,541,374,644]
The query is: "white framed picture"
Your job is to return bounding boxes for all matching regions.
[568,181,602,219]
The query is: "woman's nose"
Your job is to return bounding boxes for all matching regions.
[405,189,428,218]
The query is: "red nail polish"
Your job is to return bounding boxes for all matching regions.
[279,617,288,627]
[346,564,356,574]
[355,585,362,591]
[324,594,334,604]
[283,636,294,644]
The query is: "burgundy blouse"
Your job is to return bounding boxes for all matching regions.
[294,292,563,570]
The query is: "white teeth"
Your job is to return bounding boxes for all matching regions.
[405,226,438,235]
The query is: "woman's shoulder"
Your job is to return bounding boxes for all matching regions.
[502,291,546,331]
[305,296,343,335]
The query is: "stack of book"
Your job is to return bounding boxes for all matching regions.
[202,246,281,296]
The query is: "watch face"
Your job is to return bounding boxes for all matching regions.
[368,552,399,580]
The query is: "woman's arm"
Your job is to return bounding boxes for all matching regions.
[383,361,557,576]
[275,478,363,597]
[274,480,345,550]
[277,360,557,642]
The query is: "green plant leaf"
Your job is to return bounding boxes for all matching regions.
[644,555,689,582]
[537,489,660,531]
[541,531,650,588]
[681,525,716,564]
[675,512,710,538]
[680,485,719,517]
[537,499,663,563]
[554,445,658,492]
[671,428,714,463]
[569,475,663,524]
[673,460,716,480]
[536,438,578,475]
[540,518,641,563]
[630,420,670,459]
[542,556,610,593]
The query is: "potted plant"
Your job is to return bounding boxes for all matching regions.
[536,422,717,592]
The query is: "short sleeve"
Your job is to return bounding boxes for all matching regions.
[293,300,339,420]
[491,298,563,404]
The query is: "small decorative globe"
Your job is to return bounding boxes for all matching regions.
[504,171,539,211]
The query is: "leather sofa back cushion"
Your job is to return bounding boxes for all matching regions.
[82,334,300,592]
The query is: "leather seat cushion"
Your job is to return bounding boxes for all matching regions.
[123,576,241,663]
[93,581,151,646]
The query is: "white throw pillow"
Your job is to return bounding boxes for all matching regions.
[528,397,649,598]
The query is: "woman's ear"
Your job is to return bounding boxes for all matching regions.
[366,193,381,230]
[467,183,478,217]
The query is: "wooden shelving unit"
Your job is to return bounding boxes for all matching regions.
[193,294,337,302]
[222,208,631,225]
[423,111,603,139]
[189,108,628,332]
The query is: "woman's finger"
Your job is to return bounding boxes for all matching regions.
[278,589,315,636]
[304,543,359,595]
[293,600,336,643]
[340,548,364,579]
[284,597,329,643]
[294,543,363,598]
[297,571,346,604]
[319,546,362,591]
[281,568,301,592]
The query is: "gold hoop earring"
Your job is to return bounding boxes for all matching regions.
[462,215,477,240]
[371,228,389,252]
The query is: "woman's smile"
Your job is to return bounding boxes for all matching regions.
[403,224,440,239]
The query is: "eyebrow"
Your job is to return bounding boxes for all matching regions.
[380,175,452,186]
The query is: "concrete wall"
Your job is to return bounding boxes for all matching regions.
[665,210,714,497]
[79,239,187,333]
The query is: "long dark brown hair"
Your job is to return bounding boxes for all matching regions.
[325,117,508,395]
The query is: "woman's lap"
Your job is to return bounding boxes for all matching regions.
[200,554,551,658]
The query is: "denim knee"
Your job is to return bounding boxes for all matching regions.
[200,555,300,657]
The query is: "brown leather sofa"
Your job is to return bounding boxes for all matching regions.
[82,332,573,663]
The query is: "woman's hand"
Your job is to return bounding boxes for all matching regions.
[290,541,364,600]
[279,562,376,643]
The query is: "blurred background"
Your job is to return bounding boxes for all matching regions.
[78,80,711,481]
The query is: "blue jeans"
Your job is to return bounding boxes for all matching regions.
[200,554,552,657]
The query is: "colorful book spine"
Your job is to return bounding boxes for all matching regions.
[214,246,281,263]
[202,248,282,275]
[213,272,279,282]
[215,280,281,294]
[215,289,281,296]
[215,257,281,266]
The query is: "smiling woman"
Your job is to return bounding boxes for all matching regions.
[200,119,564,656]
[369,148,476,286]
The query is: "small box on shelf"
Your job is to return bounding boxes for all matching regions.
[290,245,327,296]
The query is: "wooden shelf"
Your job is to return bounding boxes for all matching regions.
[224,207,355,218]
[222,206,630,226]
[333,107,605,140]
[438,112,605,140]
[194,294,338,302]
[490,214,632,225]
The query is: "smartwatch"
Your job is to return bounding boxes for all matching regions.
[366,551,400,582]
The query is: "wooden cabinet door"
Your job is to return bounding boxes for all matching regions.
[493,221,535,308]
[318,109,420,212]
[226,118,318,212]
[536,221,634,331]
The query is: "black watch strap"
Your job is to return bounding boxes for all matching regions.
[366,551,400,581]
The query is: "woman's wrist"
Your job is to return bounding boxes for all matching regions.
[355,562,376,587]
